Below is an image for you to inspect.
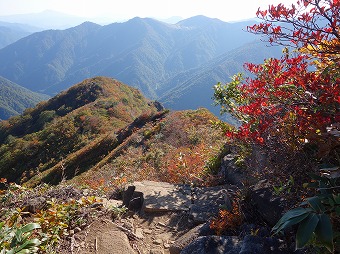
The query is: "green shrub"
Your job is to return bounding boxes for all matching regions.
[272,174,340,252]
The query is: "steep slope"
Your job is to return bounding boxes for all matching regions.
[0,76,163,184]
[0,76,49,120]
[158,40,284,123]
[0,16,257,99]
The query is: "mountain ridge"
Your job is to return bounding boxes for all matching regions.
[0,16,259,98]
[0,76,225,189]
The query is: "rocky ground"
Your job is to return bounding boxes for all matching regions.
[50,180,301,254]
[1,150,320,254]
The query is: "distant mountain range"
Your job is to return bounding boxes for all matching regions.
[0,10,93,30]
[0,10,184,29]
[0,76,49,120]
[0,15,284,123]
[0,21,41,49]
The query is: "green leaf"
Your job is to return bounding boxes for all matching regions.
[296,213,319,249]
[306,196,325,212]
[303,182,319,189]
[272,207,310,233]
[328,197,335,207]
[15,238,41,253]
[334,194,340,204]
[20,223,41,234]
[14,250,29,254]
[335,206,340,216]
[272,212,309,235]
[315,214,333,253]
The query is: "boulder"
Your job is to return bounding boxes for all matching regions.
[240,235,289,254]
[219,154,241,185]
[169,223,214,254]
[250,180,285,227]
[189,185,234,223]
[23,197,46,213]
[123,181,191,212]
[181,236,241,254]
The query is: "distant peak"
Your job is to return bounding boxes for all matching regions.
[177,15,224,27]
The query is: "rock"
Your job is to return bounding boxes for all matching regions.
[250,180,285,226]
[181,236,241,254]
[153,239,163,245]
[101,197,123,209]
[121,219,134,231]
[23,197,46,213]
[144,228,153,234]
[152,101,164,111]
[82,189,89,196]
[239,224,271,238]
[190,185,231,223]
[150,249,164,254]
[135,228,144,239]
[240,235,288,254]
[169,223,214,254]
[219,154,245,186]
[125,181,191,212]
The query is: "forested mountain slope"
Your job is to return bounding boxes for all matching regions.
[0,76,49,120]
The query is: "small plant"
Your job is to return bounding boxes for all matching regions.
[210,199,243,235]
[110,205,128,220]
[273,176,294,195]
[34,196,102,250]
[272,173,340,253]
[0,222,41,254]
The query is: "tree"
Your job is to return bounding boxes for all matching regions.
[214,1,340,251]
[249,0,340,59]
[214,0,340,148]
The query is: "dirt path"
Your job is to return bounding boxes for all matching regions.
[58,210,193,254]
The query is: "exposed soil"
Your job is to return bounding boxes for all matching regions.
[56,209,194,254]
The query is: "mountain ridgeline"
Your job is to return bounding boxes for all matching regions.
[0,21,39,49]
[0,16,283,120]
[0,77,225,187]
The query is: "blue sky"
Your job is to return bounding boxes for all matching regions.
[0,0,296,22]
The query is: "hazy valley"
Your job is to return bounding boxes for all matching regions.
[0,15,282,121]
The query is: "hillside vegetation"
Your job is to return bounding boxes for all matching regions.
[0,76,49,120]
[0,76,225,189]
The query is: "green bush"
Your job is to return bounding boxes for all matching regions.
[272,174,340,252]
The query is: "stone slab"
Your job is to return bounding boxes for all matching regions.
[132,181,191,212]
